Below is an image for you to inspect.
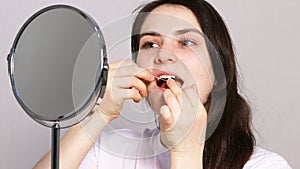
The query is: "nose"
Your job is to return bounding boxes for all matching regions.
[154,48,177,64]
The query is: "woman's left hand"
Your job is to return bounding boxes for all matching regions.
[159,79,207,152]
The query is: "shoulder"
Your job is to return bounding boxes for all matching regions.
[243,147,293,169]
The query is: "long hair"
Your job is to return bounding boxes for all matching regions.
[131,0,255,168]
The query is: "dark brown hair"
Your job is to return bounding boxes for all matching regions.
[131,0,255,168]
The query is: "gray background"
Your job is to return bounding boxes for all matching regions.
[0,0,299,168]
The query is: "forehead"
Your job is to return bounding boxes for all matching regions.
[140,4,202,34]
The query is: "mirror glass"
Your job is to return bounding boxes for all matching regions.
[8,5,107,128]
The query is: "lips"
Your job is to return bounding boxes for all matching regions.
[151,69,184,89]
[156,75,184,87]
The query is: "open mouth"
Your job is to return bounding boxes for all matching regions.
[156,74,184,88]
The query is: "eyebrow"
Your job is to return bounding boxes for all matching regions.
[139,28,202,39]
[140,32,161,38]
[175,28,203,36]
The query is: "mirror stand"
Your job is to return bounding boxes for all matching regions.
[51,123,60,169]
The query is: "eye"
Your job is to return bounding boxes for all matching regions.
[141,41,160,49]
[180,38,196,47]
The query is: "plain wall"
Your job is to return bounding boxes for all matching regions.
[0,0,299,168]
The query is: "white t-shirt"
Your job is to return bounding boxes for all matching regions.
[79,128,292,169]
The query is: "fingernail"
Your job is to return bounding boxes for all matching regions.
[192,84,198,91]
[151,74,155,81]
[166,78,174,85]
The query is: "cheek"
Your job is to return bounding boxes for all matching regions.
[136,53,144,67]
[185,55,213,103]
[136,50,155,68]
[197,78,212,104]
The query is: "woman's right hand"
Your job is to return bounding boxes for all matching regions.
[33,60,154,169]
[96,60,155,123]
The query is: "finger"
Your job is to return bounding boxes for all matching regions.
[166,78,182,103]
[108,60,135,69]
[111,63,154,82]
[135,68,155,82]
[121,88,142,103]
[163,89,181,122]
[191,84,198,92]
[116,76,148,97]
[111,65,139,77]
[105,88,141,113]
[159,105,174,131]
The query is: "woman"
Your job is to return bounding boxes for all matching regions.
[34,0,292,168]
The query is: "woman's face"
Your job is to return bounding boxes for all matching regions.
[136,4,214,113]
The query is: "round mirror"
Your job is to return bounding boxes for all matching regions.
[7,5,108,128]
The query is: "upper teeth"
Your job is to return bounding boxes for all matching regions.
[158,75,176,80]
